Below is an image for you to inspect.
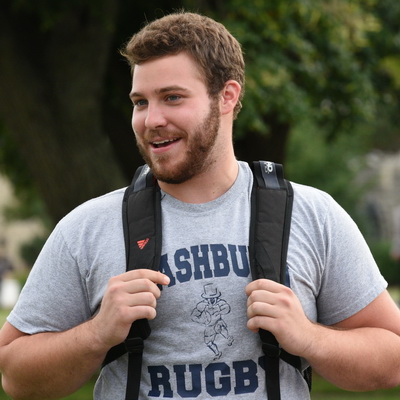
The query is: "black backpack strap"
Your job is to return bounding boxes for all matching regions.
[102,164,162,400]
[249,161,292,283]
[123,165,162,272]
[250,161,308,399]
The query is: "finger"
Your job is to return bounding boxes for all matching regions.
[130,290,162,308]
[247,301,281,333]
[129,305,158,321]
[106,276,163,304]
[121,269,170,286]
[247,300,279,320]
[245,279,283,296]
[123,278,163,298]
[247,315,270,333]
[246,289,276,307]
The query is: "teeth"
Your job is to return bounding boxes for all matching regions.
[152,138,178,148]
[153,139,174,145]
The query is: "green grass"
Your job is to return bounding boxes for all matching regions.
[0,381,95,399]
[311,374,400,399]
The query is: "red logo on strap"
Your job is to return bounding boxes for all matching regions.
[137,238,150,250]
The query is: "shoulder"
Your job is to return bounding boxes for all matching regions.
[289,181,335,227]
[291,181,333,209]
[58,188,126,229]
[67,187,126,216]
[52,187,127,252]
[289,181,365,254]
[290,181,358,231]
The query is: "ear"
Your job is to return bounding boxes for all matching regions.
[220,80,241,116]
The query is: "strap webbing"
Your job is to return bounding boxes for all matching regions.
[261,331,282,400]
[125,336,144,399]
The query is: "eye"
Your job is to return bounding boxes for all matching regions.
[166,94,182,103]
[132,99,148,108]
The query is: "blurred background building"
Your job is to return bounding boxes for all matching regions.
[0,173,45,307]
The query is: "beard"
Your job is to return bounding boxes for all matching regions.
[136,98,221,184]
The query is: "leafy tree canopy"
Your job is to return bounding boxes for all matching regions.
[217,0,380,137]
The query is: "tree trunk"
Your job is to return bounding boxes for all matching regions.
[0,2,127,223]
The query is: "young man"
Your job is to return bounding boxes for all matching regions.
[0,11,399,400]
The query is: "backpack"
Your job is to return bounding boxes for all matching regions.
[103,161,312,399]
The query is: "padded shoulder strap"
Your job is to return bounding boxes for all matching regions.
[122,164,162,272]
[249,161,293,284]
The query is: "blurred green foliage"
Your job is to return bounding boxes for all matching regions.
[369,241,400,286]
[218,0,380,139]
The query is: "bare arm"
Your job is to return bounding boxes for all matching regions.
[0,269,170,400]
[0,320,105,400]
[246,280,400,391]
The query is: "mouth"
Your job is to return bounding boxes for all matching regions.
[151,138,181,149]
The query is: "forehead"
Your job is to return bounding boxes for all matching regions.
[131,53,206,94]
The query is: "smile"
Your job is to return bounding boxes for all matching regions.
[151,138,180,148]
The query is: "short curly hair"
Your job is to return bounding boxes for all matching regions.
[121,11,245,119]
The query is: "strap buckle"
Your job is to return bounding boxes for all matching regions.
[124,337,144,354]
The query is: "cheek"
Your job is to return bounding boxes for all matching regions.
[132,112,143,136]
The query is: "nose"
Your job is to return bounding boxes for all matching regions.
[144,103,167,130]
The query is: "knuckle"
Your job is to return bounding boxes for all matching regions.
[139,306,156,320]
[107,281,125,297]
[133,269,148,278]
[252,280,265,290]
[142,291,156,305]
[108,276,122,288]
[248,301,263,316]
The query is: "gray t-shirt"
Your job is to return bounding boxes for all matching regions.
[8,161,387,399]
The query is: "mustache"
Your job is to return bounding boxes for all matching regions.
[145,129,186,141]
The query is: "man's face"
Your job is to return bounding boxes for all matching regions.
[130,53,221,184]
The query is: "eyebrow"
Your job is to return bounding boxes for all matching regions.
[129,85,190,99]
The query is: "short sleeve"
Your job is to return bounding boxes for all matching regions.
[317,197,387,325]
[8,225,92,334]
